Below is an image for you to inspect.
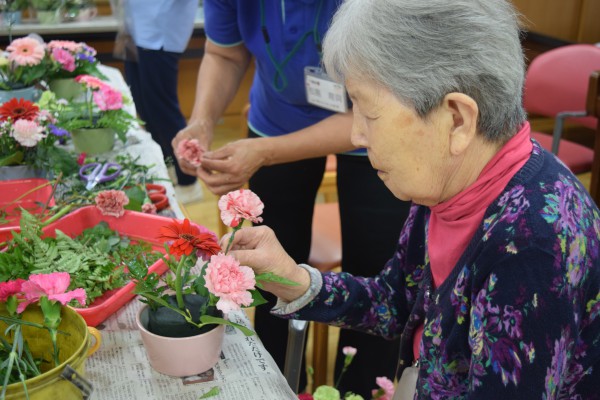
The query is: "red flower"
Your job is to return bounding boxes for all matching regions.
[298,394,314,400]
[0,98,39,122]
[158,218,221,258]
[0,279,26,301]
[77,152,87,166]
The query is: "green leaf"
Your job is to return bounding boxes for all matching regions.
[198,386,220,399]
[199,315,255,336]
[123,185,145,211]
[255,272,299,286]
[248,289,268,308]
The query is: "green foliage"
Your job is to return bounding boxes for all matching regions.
[0,0,28,11]
[29,0,63,10]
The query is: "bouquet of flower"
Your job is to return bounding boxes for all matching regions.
[129,188,296,336]
[0,272,87,396]
[0,97,78,173]
[0,36,47,91]
[44,75,138,143]
[299,347,396,400]
[45,40,103,81]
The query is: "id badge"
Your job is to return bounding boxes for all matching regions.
[304,66,348,113]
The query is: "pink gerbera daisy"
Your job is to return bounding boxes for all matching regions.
[6,37,45,66]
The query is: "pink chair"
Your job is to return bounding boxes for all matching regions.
[523,44,600,174]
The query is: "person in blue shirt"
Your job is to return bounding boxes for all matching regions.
[123,0,203,204]
[172,0,411,395]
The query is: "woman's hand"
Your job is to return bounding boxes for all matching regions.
[198,138,269,195]
[225,226,311,302]
[172,120,213,176]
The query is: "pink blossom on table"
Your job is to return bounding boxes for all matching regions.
[51,47,76,72]
[342,346,357,357]
[93,86,123,111]
[47,40,82,53]
[371,376,395,400]
[77,152,87,166]
[218,189,264,228]
[37,109,56,124]
[75,74,106,90]
[11,119,45,147]
[205,253,256,314]
[0,279,26,301]
[6,37,45,66]
[18,272,87,313]
[176,138,203,167]
[142,202,157,214]
[95,189,129,217]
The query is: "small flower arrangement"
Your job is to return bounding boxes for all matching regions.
[129,189,296,337]
[43,75,138,143]
[0,272,87,395]
[29,0,63,11]
[45,40,103,81]
[0,97,78,174]
[299,347,396,400]
[0,36,47,90]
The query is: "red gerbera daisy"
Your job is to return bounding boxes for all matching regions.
[0,98,39,122]
[158,218,221,258]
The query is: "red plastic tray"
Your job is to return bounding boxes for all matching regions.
[1,206,214,327]
[0,178,55,231]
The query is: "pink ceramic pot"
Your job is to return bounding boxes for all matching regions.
[136,306,225,377]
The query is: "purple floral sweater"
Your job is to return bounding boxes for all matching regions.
[280,142,600,399]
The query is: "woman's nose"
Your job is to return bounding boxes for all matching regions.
[350,117,368,148]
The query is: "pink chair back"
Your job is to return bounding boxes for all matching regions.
[524,44,600,129]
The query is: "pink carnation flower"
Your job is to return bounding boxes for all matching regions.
[0,279,26,301]
[93,86,123,111]
[47,40,82,52]
[342,346,357,356]
[11,119,45,147]
[218,189,264,228]
[6,37,45,66]
[205,253,256,314]
[142,202,157,214]
[176,138,203,167]
[51,47,76,72]
[95,189,129,217]
[372,376,395,400]
[18,272,87,314]
[75,74,106,90]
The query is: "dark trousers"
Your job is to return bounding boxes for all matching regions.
[248,130,411,397]
[124,47,195,186]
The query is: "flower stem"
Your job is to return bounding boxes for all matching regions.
[224,225,241,254]
[41,203,73,227]
[49,328,60,367]
[174,255,186,310]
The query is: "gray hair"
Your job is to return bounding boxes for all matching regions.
[323,0,527,142]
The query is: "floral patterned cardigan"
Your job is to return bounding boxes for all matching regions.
[275,142,600,399]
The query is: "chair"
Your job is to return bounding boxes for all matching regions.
[586,71,600,205]
[523,44,600,174]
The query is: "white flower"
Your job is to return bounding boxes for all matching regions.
[11,119,45,147]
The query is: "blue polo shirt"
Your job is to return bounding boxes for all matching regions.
[205,0,351,140]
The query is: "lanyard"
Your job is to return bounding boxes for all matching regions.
[259,0,325,92]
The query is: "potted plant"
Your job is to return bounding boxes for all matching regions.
[0,96,78,179]
[42,75,138,155]
[29,0,64,24]
[0,272,101,400]
[44,40,104,101]
[130,189,296,377]
[0,0,28,26]
[0,36,47,103]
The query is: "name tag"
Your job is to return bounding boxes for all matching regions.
[304,66,348,113]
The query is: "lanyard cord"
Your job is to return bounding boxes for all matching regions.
[260,0,325,92]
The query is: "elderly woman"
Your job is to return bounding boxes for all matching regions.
[227,0,600,397]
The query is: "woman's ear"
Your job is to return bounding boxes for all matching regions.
[442,92,478,156]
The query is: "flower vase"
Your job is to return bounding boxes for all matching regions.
[48,78,84,101]
[1,10,22,26]
[0,86,38,104]
[71,128,116,155]
[36,8,62,24]
[136,295,225,377]
[0,303,101,400]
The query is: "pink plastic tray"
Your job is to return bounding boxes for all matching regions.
[1,206,213,327]
[0,178,55,231]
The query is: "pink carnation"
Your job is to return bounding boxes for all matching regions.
[218,189,264,228]
[205,253,256,314]
[75,74,106,90]
[142,202,157,214]
[11,119,45,147]
[47,40,81,52]
[51,47,76,72]
[18,272,87,314]
[176,138,203,167]
[342,346,357,357]
[0,279,26,301]
[6,37,45,66]
[372,376,395,400]
[93,86,123,111]
[95,189,129,217]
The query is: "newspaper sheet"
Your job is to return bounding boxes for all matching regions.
[87,299,297,400]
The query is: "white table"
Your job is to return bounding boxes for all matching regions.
[83,66,297,400]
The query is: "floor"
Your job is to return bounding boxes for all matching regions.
[176,115,595,392]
